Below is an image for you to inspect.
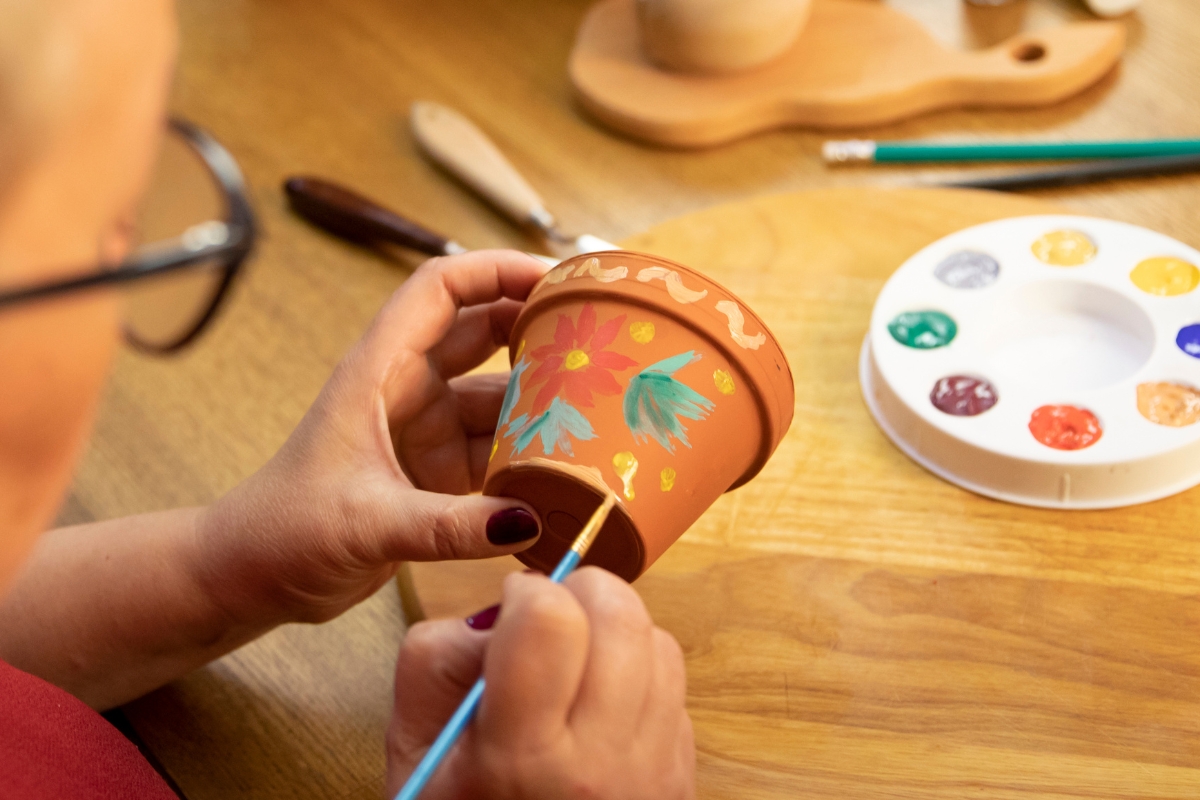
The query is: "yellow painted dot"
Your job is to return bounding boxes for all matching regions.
[612,451,638,501]
[1130,256,1200,296]
[489,439,499,462]
[564,349,590,370]
[660,467,676,492]
[1031,229,1097,267]
[713,368,735,395]
[514,339,526,360]
[629,321,655,344]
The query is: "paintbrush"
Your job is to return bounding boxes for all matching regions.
[823,137,1200,164]
[394,493,619,800]
[933,153,1200,192]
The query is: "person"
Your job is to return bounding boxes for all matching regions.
[0,1,695,798]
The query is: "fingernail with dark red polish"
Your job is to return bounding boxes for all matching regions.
[486,508,539,546]
[465,603,500,630]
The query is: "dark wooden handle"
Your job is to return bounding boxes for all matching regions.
[283,176,452,255]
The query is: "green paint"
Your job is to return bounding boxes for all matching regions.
[513,397,596,457]
[623,350,714,452]
[498,357,529,431]
[888,310,957,349]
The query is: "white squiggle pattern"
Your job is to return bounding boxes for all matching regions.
[636,267,708,304]
[540,263,572,287]
[573,257,628,283]
[715,300,766,350]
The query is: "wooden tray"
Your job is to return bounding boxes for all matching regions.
[407,188,1200,799]
[568,0,1125,147]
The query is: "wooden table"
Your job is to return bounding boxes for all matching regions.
[57,0,1200,797]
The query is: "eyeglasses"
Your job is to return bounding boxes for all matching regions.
[0,118,256,354]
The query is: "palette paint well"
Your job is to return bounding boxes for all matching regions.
[860,215,1200,509]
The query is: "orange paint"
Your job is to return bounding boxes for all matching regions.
[1028,405,1102,451]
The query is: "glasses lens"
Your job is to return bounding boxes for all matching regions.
[123,128,231,350]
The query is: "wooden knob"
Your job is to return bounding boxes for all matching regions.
[283,176,455,256]
[635,0,812,75]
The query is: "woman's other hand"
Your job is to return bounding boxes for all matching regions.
[387,568,695,800]
[195,250,549,627]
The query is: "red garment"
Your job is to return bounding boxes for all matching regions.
[0,659,176,799]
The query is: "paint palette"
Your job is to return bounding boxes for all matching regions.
[861,215,1200,509]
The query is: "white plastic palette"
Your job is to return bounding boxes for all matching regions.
[860,215,1200,509]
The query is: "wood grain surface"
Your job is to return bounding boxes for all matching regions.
[410,188,1200,798]
[52,0,1200,798]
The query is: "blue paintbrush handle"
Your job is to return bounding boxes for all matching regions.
[394,548,584,800]
[395,678,486,800]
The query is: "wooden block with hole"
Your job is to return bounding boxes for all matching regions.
[569,0,1126,147]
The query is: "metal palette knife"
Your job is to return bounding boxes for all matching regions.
[410,101,617,255]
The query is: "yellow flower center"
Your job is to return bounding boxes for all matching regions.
[565,349,590,370]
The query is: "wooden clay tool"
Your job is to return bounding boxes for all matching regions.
[569,0,1125,147]
[283,176,559,265]
[284,176,468,257]
[410,102,618,253]
[394,494,618,800]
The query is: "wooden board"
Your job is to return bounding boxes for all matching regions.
[409,187,1200,799]
[570,0,1126,146]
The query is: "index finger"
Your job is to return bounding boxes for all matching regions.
[366,249,548,359]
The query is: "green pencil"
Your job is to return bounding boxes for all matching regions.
[823,138,1200,164]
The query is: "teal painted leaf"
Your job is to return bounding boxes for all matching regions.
[622,350,714,452]
[499,358,530,432]
[513,397,596,457]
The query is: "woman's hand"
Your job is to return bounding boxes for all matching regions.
[386,568,695,800]
[195,250,550,627]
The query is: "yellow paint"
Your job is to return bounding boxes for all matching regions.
[713,368,736,395]
[1130,256,1200,296]
[1137,382,1200,426]
[612,451,638,501]
[565,349,590,370]
[1031,229,1097,267]
[514,339,526,360]
[660,467,676,492]
[630,321,655,343]
[489,439,499,462]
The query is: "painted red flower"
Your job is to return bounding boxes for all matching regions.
[526,303,638,414]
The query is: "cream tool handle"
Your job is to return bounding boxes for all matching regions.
[410,101,555,231]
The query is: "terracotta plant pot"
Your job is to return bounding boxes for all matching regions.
[484,251,793,581]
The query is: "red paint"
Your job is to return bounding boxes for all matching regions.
[1028,405,1102,450]
[526,303,638,414]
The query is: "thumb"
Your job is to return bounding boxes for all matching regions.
[369,489,542,562]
